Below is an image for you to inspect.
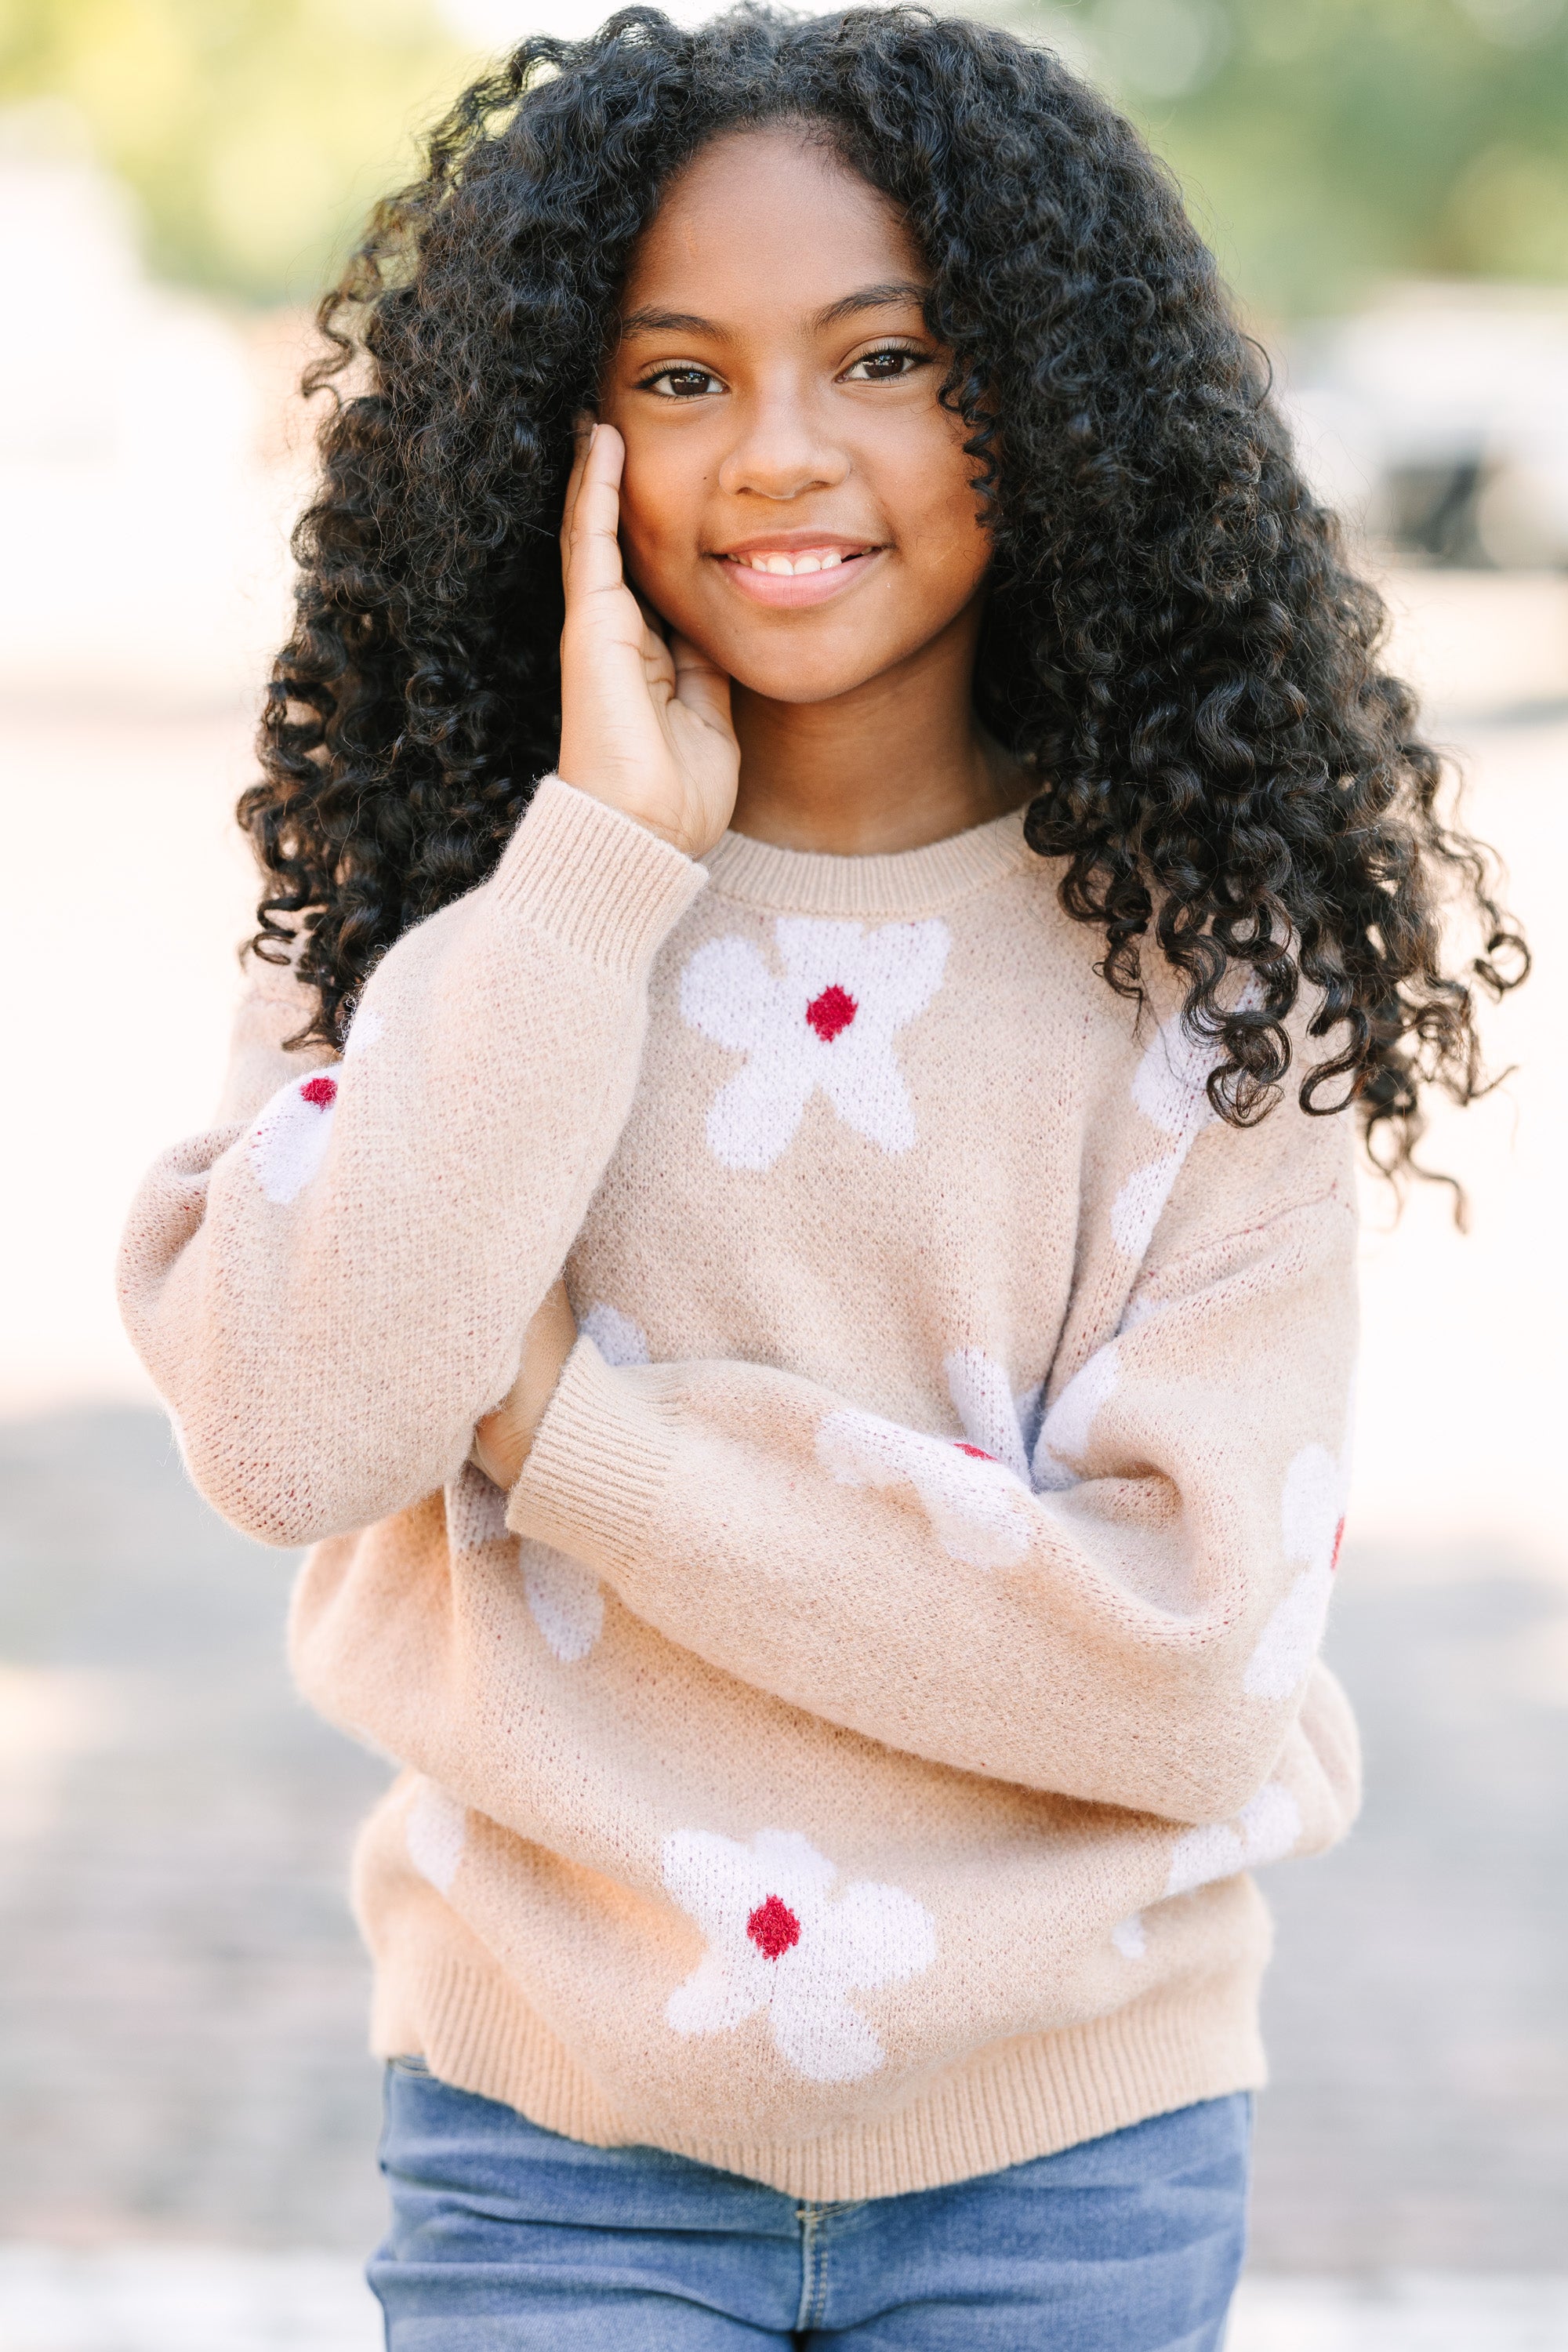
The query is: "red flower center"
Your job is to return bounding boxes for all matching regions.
[300,1075,338,1109]
[746,1893,801,1962]
[1330,1515,1345,1573]
[954,1442,996,1461]
[805,985,858,1044]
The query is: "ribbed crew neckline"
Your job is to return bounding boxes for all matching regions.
[702,806,1033,916]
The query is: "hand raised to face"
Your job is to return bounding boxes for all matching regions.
[557,422,742,862]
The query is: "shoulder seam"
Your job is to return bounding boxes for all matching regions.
[1138,1176,1356,1279]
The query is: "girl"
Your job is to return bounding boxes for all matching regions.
[119,9,1519,2345]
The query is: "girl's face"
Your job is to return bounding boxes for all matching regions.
[598,125,991,707]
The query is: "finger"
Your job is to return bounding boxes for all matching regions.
[562,424,629,609]
[558,417,597,583]
[568,428,626,595]
[669,630,735,730]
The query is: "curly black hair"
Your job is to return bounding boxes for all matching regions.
[242,2,1524,1185]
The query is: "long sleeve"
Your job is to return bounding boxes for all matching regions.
[508,1127,1359,1828]
[118,780,706,1544]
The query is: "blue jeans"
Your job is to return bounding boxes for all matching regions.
[369,2059,1250,2348]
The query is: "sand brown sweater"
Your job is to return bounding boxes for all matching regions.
[119,777,1361,2199]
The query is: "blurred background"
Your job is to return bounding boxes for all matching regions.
[1,2,1565,2345]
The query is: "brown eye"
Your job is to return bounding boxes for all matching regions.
[642,366,723,399]
[843,347,927,383]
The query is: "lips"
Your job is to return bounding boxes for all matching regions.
[713,535,885,609]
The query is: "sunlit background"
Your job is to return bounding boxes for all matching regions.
[2,3,1565,2346]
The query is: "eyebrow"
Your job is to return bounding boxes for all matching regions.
[812,279,929,329]
[619,280,931,341]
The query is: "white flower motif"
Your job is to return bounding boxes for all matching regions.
[445,1461,604,1665]
[942,1343,1120,1497]
[680,916,949,1171]
[244,1001,383,1207]
[1111,984,1261,1259]
[520,1542,603,1663]
[942,1348,1032,1482]
[1164,1780,1303,1896]
[1112,1779,1302,1959]
[1014,1374,1047,1465]
[818,1407,1034,1568]
[246,1066,342,1205]
[406,1777,466,1894]
[662,1828,935,2083]
[1243,1399,1355,1700]
[579,1302,651,1368]
[1030,1342,1120,1494]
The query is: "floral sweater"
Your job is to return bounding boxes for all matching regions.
[119,778,1361,2200]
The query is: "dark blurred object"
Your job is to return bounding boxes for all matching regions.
[1385,462,1492,566]
[1280,285,1568,565]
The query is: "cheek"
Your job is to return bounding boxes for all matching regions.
[898,453,990,588]
[614,456,677,569]
[615,414,710,555]
[614,437,714,612]
[880,406,988,571]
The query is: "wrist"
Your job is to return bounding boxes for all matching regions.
[554,757,672,842]
[556,774,708,863]
[471,1409,527,1493]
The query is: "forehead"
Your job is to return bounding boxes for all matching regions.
[620,125,927,324]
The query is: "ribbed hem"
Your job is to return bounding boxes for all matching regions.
[506,1335,677,1559]
[491,775,707,975]
[376,1938,1267,2201]
[703,805,1031,916]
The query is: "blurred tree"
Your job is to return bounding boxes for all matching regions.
[1044,0,1568,318]
[2,0,1568,314]
[0,0,467,303]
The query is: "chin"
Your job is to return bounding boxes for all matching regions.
[653,580,916,704]
[714,623,907,706]
[729,660,883,705]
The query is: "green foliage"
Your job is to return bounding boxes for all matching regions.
[3,0,1568,312]
[1036,0,1568,316]
[0,0,470,303]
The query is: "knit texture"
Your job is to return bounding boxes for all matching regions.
[119,775,1362,2199]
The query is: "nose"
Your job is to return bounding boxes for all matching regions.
[717,383,849,502]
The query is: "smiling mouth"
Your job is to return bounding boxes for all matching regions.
[711,539,886,606]
[723,546,869,576]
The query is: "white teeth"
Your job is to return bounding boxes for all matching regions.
[743,550,851,575]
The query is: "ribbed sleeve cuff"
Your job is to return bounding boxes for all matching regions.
[490,776,707,977]
[506,1334,678,1564]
